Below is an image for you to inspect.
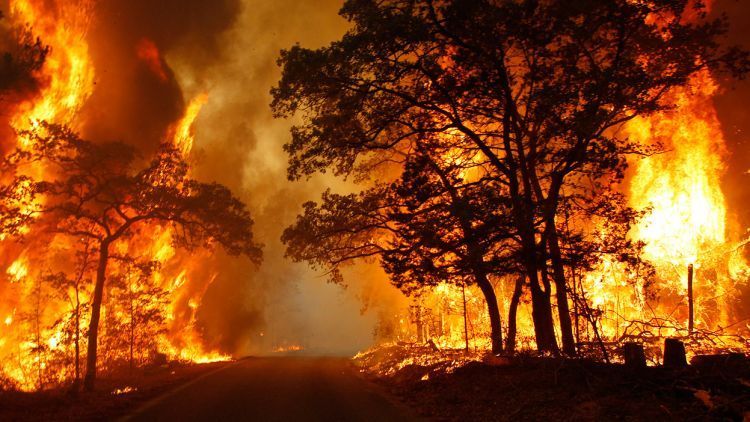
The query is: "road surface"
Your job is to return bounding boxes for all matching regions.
[123,357,419,422]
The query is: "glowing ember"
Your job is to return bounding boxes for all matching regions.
[112,386,138,395]
[273,345,305,353]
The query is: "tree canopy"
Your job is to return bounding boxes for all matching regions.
[274,0,748,355]
[2,122,262,390]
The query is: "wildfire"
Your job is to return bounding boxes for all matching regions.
[379,7,750,359]
[0,0,229,391]
[580,69,749,349]
[169,93,209,155]
[0,0,747,395]
[9,0,94,142]
[6,258,28,282]
[629,70,729,272]
[273,345,305,353]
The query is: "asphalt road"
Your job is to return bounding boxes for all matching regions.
[122,357,419,422]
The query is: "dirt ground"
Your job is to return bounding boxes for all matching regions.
[0,361,231,421]
[356,345,750,421]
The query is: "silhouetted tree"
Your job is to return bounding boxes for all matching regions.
[3,122,262,391]
[0,15,49,95]
[284,139,519,353]
[273,0,748,354]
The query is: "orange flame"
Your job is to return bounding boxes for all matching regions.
[136,38,169,82]
[0,1,226,391]
[581,69,748,350]
[169,93,209,155]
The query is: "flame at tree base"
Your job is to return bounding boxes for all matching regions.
[372,70,750,361]
[581,70,749,352]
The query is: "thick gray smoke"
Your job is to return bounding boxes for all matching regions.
[65,0,405,356]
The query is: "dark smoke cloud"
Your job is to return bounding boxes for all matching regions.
[713,0,750,320]
[81,0,240,152]
[715,0,750,228]
[93,0,406,356]
[173,0,408,356]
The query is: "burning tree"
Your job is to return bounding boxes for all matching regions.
[0,16,48,96]
[2,123,262,391]
[273,0,748,355]
[43,240,95,388]
[106,258,166,372]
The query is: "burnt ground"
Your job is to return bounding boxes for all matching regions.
[0,361,231,421]
[356,345,750,421]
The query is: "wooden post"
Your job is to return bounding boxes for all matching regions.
[410,304,424,343]
[687,264,694,335]
[416,309,424,343]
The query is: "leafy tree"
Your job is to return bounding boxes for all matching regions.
[284,139,518,353]
[273,0,748,354]
[3,123,262,391]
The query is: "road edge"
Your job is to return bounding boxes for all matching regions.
[116,359,246,421]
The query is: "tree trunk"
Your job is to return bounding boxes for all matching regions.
[687,264,694,334]
[474,272,503,355]
[129,289,134,372]
[547,231,576,356]
[504,147,558,355]
[528,267,559,355]
[506,275,524,354]
[34,279,43,391]
[74,295,80,387]
[535,174,576,356]
[572,268,580,347]
[83,241,109,392]
[415,308,424,343]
